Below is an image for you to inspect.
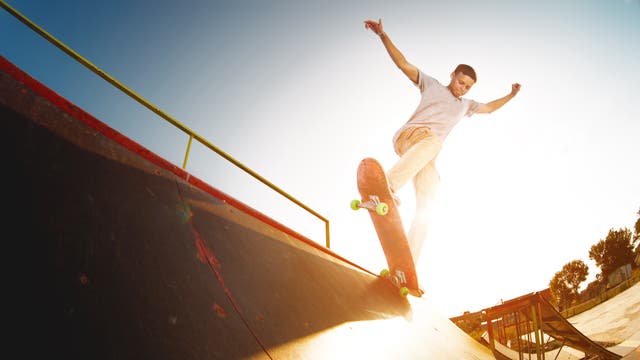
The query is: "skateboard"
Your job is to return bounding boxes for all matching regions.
[351,157,423,297]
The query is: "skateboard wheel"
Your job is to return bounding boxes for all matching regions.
[350,199,361,211]
[375,202,389,215]
[380,269,390,277]
[399,287,409,297]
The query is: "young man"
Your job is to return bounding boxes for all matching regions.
[364,18,521,263]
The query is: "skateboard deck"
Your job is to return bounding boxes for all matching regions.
[352,157,423,297]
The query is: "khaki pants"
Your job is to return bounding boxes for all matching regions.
[387,127,443,264]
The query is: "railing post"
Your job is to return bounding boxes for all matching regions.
[182,135,193,169]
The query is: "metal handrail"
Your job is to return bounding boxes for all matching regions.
[1,0,331,248]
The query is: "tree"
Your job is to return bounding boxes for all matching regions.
[589,228,635,281]
[549,260,589,310]
[582,279,603,299]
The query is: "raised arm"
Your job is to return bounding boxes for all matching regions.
[364,18,419,85]
[476,83,522,114]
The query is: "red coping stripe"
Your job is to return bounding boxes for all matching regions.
[0,55,373,275]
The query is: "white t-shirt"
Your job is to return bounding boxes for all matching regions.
[393,70,482,144]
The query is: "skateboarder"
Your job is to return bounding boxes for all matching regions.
[364,18,521,264]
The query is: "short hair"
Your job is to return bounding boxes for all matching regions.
[454,64,477,82]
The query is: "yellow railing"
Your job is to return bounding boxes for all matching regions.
[0,0,331,248]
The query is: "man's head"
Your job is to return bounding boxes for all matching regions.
[448,64,476,98]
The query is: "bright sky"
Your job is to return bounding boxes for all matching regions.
[2,0,639,318]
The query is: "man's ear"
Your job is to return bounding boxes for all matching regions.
[450,71,456,80]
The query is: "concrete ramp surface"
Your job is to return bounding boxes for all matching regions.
[1,55,495,359]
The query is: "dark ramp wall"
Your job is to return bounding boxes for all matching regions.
[1,56,411,359]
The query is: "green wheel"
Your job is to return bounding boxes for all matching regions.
[380,269,390,277]
[350,199,361,211]
[376,202,389,215]
[399,287,410,297]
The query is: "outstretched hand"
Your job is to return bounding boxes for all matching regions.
[364,18,384,35]
[511,83,522,96]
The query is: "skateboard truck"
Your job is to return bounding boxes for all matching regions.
[394,269,407,285]
[379,268,410,296]
[350,195,389,216]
